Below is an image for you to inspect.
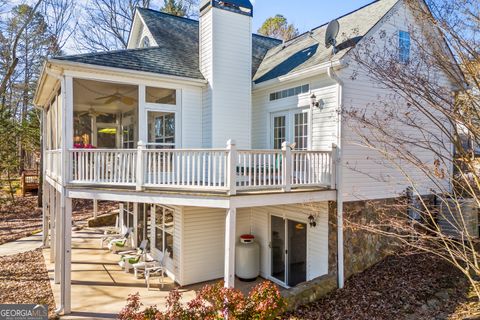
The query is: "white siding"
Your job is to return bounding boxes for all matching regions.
[200,10,213,147]
[180,203,329,286]
[181,207,225,285]
[252,75,338,150]
[181,87,203,148]
[200,7,252,149]
[338,0,454,201]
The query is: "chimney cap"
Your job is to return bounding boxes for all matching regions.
[200,0,253,16]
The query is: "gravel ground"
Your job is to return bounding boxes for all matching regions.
[286,253,480,320]
[0,249,57,319]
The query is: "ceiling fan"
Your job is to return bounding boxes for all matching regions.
[77,107,109,118]
[95,91,137,105]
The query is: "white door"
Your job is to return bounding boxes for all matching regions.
[271,109,309,150]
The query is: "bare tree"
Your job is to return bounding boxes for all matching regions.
[341,0,480,299]
[75,0,151,52]
[41,0,77,55]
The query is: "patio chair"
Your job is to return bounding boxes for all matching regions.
[107,228,133,253]
[117,239,148,256]
[144,249,170,290]
[118,240,148,272]
[100,227,131,248]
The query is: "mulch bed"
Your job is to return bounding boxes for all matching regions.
[286,253,480,320]
[0,195,117,245]
[0,249,57,319]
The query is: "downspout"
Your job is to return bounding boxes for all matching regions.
[327,65,344,289]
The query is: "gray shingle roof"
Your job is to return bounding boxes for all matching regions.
[54,1,398,83]
[137,8,281,77]
[53,46,205,79]
[54,8,281,80]
[253,0,399,83]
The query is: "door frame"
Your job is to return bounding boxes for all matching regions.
[269,107,310,150]
[267,212,309,288]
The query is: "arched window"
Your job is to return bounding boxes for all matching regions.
[141,36,150,48]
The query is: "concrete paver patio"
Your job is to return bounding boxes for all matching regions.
[43,227,262,319]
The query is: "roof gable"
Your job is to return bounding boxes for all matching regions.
[137,8,281,77]
[253,0,399,84]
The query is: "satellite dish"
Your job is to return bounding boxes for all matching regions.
[325,19,340,50]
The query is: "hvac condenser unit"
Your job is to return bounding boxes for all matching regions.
[439,198,479,239]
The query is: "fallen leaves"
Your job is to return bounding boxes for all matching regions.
[0,249,56,319]
[286,253,479,320]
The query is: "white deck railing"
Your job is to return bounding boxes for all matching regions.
[45,149,62,181]
[63,142,336,193]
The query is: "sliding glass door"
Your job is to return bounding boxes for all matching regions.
[270,215,307,287]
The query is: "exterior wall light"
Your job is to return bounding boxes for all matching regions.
[308,214,317,227]
[310,94,324,109]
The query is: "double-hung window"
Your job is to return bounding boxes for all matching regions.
[399,30,411,64]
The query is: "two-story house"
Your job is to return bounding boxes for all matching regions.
[34,0,456,314]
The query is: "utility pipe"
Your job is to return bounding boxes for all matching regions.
[327,65,345,289]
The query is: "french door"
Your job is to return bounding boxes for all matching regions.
[271,109,309,150]
[270,215,307,287]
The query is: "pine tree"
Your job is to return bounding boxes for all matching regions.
[161,0,187,17]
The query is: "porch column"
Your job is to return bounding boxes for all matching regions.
[49,185,55,263]
[133,203,139,247]
[42,182,49,247]
[60,196,72,314]
[119,203,124,231]
[224,207,236,288]
[93,199,98,219]
[54,190,61,284]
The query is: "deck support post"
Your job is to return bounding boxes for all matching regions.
[54,190,61,284]
[224,207,236,288]
[93,199,98,219]
[49,185,55,263]
[282,142,292,192]
[60,195,72,315]
[227,140,237,196]
[42,182,49,247]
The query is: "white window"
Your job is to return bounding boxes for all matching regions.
[399,30,410,64]
[141,36,150,48]
[147,111,175,149]
[271,109,309,150]
[155,206,174,258]
[294,112,308,150]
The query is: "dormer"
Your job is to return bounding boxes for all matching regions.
[127,9,158,49]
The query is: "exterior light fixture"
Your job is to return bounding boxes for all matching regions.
[310,94,323,109]
[308,214,317,227]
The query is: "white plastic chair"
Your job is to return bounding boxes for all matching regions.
[101,226,131,248]
[107,228,133,253]
[144,249,170,290]
[118,240,148,272]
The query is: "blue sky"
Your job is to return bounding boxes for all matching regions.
[251,0,374,34]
